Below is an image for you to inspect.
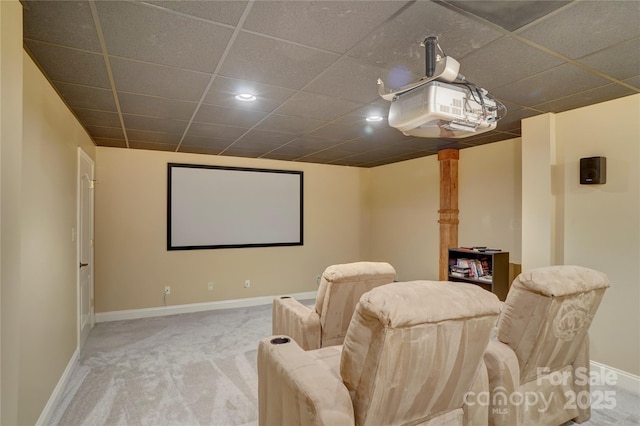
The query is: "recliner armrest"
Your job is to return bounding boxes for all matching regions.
[258,336,354,426]
[484,339,520,426]
[272,297,321,350]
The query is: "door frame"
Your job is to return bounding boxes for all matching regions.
[77,147,95,348]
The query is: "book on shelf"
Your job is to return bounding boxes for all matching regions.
[451,257,493,280]
[450,266,471,278]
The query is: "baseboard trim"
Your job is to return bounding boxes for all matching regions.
[95,291,318,323]
[36,347,80,426]
[590,360,640,395]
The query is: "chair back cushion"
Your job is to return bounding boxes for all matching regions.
[314,261,396,347]
[497,265,610,383]
[340,280,501,426]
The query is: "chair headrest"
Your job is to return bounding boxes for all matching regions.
[322,261,396,283]
[513,265,610,297]
[357,280,502,327]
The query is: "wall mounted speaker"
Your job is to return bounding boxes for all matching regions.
[580,156,606,185]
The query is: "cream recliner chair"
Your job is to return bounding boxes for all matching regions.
[272,261,396,350]
[483,265,610,426]
[259,280,502,426]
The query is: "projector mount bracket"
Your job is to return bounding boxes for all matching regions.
[378,36,461,101]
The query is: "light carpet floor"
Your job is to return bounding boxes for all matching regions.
[51,302,640,425]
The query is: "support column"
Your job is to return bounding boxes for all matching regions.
[438,149,459,280]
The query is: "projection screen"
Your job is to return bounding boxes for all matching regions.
[167,163,303,250]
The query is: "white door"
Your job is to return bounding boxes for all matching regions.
[78,148,95,349]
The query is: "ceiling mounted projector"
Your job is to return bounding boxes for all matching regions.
[379,36,506,139]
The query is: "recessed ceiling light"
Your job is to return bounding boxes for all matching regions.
[235,93,256,102]
[366,115,384,122]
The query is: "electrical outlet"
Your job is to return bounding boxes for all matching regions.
[164,286,171,295]
[208,282,214,291]
[316,274,321,285]
[244,279,251,288]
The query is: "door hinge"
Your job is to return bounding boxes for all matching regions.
[90,179,96,189]
[91,298,94,307]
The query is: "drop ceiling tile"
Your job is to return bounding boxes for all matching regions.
[194,104,268,128]
[459,36,564,90]
[266,145,318,157]
[180,135,235,150]
[236,129,298,146]
[262,152,304,161]
[110,57,212,101]
[336,137,392,153]
[331,157,375,167]
[397,137,448,153]
[491,64,610,107]
[495,108,539,132]
[222,146,271,158]
[128,141,178,151]
[300,148,354,161]
[395,138,455,151]
[142,1,248,26]
[624,75,640,90]
[284,135,343,151]
[54,82,116,111]
[96,2,233,73]
[178,145,223,155]
[220,32,339,90]
[277,91,362,121]
[203,77,296,113]
[305,57,388,103]
[93,138,127,148]
[186,122,248,139]
[123,115,188,135]
[533,83,636,113]
[332,151,387,164]
[243,1,406,54]
[25,41,110,88]
[307,122,366,141]
[519,1,640,60]
[225,139,275,150]
[348,1,502,73]
[359,125,412,144]
[459,131,518,146]
[255,114,326,135]
[74,109,122,128]
[126,130,182,144]
[23,0,101,52]
[86,126,124,139]
[368,145,421,158]
[578,38,640,81]
[447,1,571,32]
[334,100,390,125]
[117,93,198,120]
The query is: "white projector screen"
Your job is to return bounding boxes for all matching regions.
[167,163,303,250]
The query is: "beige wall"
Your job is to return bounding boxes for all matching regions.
[366,154,440,280]
[366,138,522,280]
[94,147,367,312]
[1,2,96,419]
[459,139,522,262]
[1,2,24,424]
[521,114,559,269]
[521,94,640,375]
[18,51,96,424]
[557,95,639,375]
